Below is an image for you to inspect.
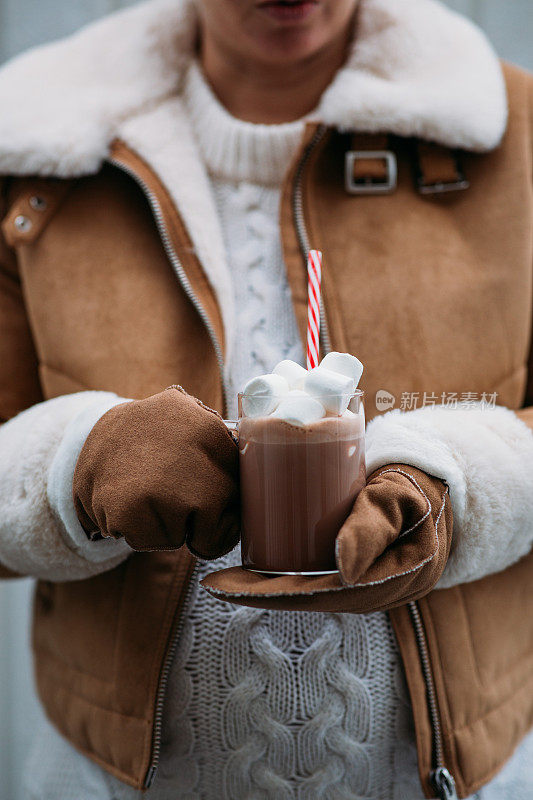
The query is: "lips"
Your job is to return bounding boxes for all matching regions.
[257,0,320,23]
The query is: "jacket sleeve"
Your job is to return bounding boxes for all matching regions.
[365,401,533,590]
[367,83,533,592]
[0,179,131,582]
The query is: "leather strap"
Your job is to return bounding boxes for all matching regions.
[415,141,469,194]
[349,133,390,181]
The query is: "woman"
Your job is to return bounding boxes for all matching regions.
[0,0,532,797]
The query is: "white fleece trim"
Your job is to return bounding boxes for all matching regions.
[316,0,507,152]
[47,395,132,564]
[0,0,506,181]
[0,391,133,581]
[0,0,197,178]
[365,404,533,589]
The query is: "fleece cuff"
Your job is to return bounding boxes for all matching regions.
[47,395,133,563]
[365,403,533,589]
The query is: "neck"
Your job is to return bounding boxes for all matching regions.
[200,27,353,124]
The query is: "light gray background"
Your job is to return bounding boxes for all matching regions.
[0,2,531,799]
[1,0,532,69]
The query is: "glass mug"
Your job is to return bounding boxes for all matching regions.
[227,390,365,575]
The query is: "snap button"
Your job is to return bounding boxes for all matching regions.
[29,195,47,211]
[14,214,32,232]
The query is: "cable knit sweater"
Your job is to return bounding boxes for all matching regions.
[21,64,533,800]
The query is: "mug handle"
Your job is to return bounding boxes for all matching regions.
[224,419,239,442]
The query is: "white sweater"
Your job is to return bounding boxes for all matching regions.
[183,59,306,418]
[10,64,533,800]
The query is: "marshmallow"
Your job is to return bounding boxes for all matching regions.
[241,374,289,417]
[320,352,363,389]
[272,359,307,390]
[304,367,354,415]
[271,395,326,427]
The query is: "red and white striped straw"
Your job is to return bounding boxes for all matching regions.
[306,249,322,370]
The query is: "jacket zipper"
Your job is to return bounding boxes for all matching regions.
[292,136,457,800]
[107,156,228,416]
[291,124,332,355]
[409,602,459,800]
[107,155,221,788]
[144,564,199,788]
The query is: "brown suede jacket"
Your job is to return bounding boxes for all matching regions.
[0,3,533,796]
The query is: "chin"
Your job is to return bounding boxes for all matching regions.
[251,27,329,65]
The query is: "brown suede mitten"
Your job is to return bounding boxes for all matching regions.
[201,464,452,613]
[73,386,240,558]
[335,465,448,586]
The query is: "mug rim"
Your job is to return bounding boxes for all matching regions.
[238,389,365,399]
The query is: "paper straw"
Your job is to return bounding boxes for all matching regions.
[306,249,322,370]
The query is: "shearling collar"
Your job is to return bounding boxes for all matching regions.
[0,0,507,179]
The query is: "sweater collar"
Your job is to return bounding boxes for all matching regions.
[0,0,507,179]
[183,62,306,186]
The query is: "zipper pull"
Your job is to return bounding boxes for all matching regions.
[431,767,458,800]
[145,764,157,789]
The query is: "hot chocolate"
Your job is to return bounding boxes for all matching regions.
[239,413,365,574]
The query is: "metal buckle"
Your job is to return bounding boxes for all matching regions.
[345,150,398,195]
[417,176,470,195]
